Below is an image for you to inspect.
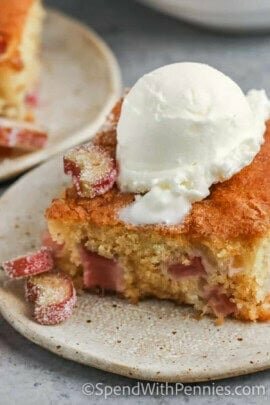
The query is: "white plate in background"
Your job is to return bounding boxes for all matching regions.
[139,0,270,31]
[0,9,121,181]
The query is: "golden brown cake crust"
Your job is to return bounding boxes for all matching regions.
[0,0,35,67]
[46,103,270,244]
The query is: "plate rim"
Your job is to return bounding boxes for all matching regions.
[0,8,122,182]
[0,276,269,384]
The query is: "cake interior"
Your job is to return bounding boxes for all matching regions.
[47,217,270,322]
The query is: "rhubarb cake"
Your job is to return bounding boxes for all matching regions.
[46,63,270,322]
[0,0,44,120]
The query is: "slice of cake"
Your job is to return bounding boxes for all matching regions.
[0,0,44,120]
[46,63,270,322]
[46,104,270,322]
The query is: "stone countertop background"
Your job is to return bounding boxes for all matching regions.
[1,0,270,403]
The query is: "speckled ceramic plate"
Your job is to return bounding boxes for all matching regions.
[0,9,121,181]
[1,157,270,382]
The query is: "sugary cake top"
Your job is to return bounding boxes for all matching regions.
[0,0,35,66]
[46,99,270,243]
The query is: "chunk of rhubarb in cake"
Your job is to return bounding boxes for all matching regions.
[41,230,64,258]
[167,257,206,279]
[81,249,124,292]
[25,90,39,108]
[204,286,236,318]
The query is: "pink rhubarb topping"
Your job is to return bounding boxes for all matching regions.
[64,144,117,199]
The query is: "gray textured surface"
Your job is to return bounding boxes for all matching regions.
[1,0,270,403]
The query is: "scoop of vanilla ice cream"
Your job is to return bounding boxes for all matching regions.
[116,63,270,225]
